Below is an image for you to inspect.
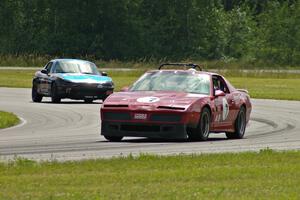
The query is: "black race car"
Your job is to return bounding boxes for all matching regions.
[32,59,114,103]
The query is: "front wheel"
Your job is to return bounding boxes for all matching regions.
[104,135,123,142]
[188,107,211,141]
[226,106,246,139]
[51,83,61,103]
[32,83,43,102]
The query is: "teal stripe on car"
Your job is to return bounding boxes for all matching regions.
[60,74,112,83]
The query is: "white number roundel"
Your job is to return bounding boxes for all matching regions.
[137,96,160,103]
[222,98,229,120]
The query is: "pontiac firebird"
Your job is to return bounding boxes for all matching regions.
[101,63,252,141]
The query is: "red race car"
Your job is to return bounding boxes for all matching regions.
[101,63,252,142]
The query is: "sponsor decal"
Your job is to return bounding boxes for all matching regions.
[222,98,229,120]
[133,113,147,120]
[137,96,160,103]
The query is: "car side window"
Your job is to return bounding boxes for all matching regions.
[213,75,229,93]
[45,62,53,74]
[52,62,63,73]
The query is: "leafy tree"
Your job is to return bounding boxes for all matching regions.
[0,0,299,66]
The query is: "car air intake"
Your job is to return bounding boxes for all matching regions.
[103,112,131,120]
[103,105,128,108]
[157,106,185,110]
[150,114,182,122]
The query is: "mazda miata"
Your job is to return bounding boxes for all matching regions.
[32,59,114,103]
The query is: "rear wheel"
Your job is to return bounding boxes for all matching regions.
[188,107,211,141]
[104,135,123,142]
[32,83,43,102]
[51,83,61,103]
[226,106,246,139]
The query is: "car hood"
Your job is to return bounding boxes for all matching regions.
[104,91,209,110]
[58,73,112,83]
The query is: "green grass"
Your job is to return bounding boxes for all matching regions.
[0,150,300,200]
[0,69,300,100]
[0,70,35,88]
[230,78,300,101]
[0,111,20,129]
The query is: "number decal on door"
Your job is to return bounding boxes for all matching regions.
[222,98,229,120]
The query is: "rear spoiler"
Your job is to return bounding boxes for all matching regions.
[237,89,249,94]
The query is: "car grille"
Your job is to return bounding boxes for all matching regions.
[103,112,131,120]
[71,82,113,89]
[150,114,182,122]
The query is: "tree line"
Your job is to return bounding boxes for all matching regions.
[0,0,299,66]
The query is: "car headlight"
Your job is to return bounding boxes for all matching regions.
[110,81,114,88]
[101,81,114,88]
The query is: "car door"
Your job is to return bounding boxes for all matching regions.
[40,62,53,95]
[212,75,236,130]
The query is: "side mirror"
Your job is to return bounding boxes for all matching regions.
[101,71,108,76]
[215,90,225,97]
[41,69,48,74]
[121,86,129,92]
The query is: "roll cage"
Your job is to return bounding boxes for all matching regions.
[159,63,203,71]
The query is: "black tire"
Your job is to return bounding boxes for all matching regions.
[226,106,246,139]
[51,83,61,103]
[84,99,93,103]
[32,83,43,102]
[104,135,123,142]
[188,107,211,141]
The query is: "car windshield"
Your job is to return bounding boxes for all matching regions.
[55,61,99,75]
[130,71,211,95]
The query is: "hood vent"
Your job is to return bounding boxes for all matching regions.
[104,104,128,108]
[157,106,185,110]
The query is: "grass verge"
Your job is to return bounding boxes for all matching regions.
[0,111,20,129]
[0,150,299,199]
[0,69,300,100]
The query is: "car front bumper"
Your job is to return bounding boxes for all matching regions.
[57,83,113,100]
[101,121,188,139]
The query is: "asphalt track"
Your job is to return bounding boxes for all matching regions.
[0,88,299,161]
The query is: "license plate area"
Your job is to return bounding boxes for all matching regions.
[133,113,147,120]
[85,96,97,98]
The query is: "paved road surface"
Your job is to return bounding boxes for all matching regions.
[0,88,299,161]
